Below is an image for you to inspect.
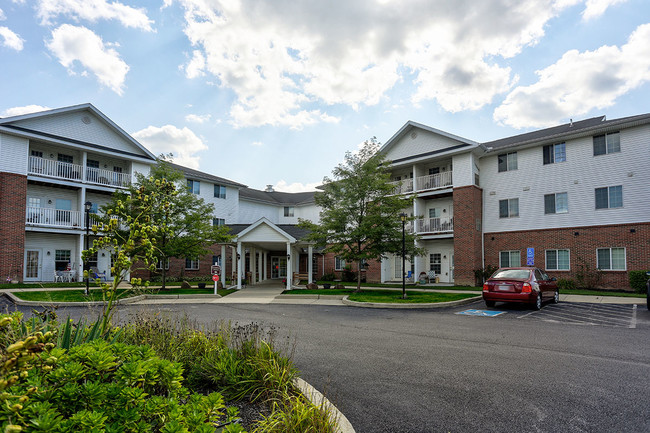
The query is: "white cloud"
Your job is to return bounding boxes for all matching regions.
[494,23,650,129]
[185,113,211,123]
[1,105,51,117]
[132,124,207,169]
[178,0,574,128]
[251,141,263,147]
[0,26,23,50]
[46,24,129,95]
[582,0,629,20]
[0,8,5,20]
[273,180,320,193]
[35,0,154,31]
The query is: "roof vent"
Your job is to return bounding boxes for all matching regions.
[82,116,91,125]
[569,118,573,127]
[265,185,274,192]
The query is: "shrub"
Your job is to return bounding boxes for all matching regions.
[473,265,498,285]
[317,273,336,282]
[557,278,577,290]
[342,266,356,282]
[629,270,649,293]
[575,258,603,289]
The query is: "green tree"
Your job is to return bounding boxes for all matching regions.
[299,138,423,292]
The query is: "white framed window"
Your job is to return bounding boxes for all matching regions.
[187,180,200,195]
[214,184,226,199]
[428,208,440,218]
[499,198,519,218]
[499,251,521,267]
[597,248,626,271]
[593,132,620,156]
[497,152,517,172]
[543,142,566,164]
[284,206,295,217]
[185,258,199,270]
[595,185,622,209]
[55,250,71,271]
[212,218,225,227]
[546,249,570,271]
[335,256,345,271]
[429,253,441,274]
[156,259,170,270]
[544,192,568,214]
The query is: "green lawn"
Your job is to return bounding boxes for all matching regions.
[12,287,235,302]
[283,288,478,303]
[560,288,644,298]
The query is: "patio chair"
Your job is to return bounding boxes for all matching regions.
[91,267,107,282]
[427,270,437,284]
[54,271,64,283]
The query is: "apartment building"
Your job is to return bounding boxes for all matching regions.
[1,103,647,289]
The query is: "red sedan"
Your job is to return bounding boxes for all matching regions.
[482,267,559,310]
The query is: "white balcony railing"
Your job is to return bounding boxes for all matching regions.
[415,171,453,191]
[416,217,453,234]
[25,207,83,228]
[28,156,130,187]
[389,178,414,195]
[28,156,82,181]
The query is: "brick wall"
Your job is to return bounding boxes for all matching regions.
[484,222,650,289]
[453,185,483,285]
[0,173,27,282]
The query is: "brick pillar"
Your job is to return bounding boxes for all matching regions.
[452,185,483,286]
[0,173,27,282]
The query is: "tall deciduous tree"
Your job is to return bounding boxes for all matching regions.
[300,138,422,292]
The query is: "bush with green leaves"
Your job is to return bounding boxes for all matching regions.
[557,278,577,290]
[628,270,649,293]
[0,316,244,433]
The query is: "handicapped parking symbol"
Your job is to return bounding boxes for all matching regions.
[456,309,506,317]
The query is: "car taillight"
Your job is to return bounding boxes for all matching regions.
[483,283,489,292]
[522,282,532,293]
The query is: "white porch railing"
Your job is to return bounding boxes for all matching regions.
[389,178,414,195]
[25,207,83,228]
[28,156,82,181]
[415,171,453,191]
[416,217,453,234]
[28,156,130,187]
[86,167,130,187]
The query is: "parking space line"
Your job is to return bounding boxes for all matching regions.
[629,304,637,329]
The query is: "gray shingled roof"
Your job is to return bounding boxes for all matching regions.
[226,223,312,241]
[483,113,650,150]
[169,162,246,188]
[239,187,316,205]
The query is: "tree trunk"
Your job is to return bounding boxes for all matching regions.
[355,259,362,292]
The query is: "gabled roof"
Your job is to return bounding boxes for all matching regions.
[0,103,157,161]
[379,120,479,155]
[169,162,246,188]
[239,187,316,206]
[483,113,650,151]
[227,221,311,241]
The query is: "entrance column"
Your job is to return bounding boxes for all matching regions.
[220,245,226,284]
[308,245,313,284]
[237,242,242,290]
[250,247,256,284]
[263,252,267,281]
[231,245,236,286]
[286,242,292,290]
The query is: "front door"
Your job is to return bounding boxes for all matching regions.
[271,257,287,279]
[24,249,41,281]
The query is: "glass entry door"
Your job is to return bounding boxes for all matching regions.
[25,250,41,281]
[271,257,287,279]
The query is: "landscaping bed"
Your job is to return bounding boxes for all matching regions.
[10,288,237,303]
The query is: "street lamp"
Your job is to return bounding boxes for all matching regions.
[400,213,407,300]
[84,201,92,296]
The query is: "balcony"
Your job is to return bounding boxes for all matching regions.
[415,217,453,234]
[28,156,130,188]
[389,178,414,195]
[415,171,452,191]
[26,207,83,229]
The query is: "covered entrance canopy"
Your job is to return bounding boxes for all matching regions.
[227,218,314,290]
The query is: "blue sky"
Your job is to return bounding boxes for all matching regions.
[1,0,649,191]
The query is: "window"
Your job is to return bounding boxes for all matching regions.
[546,249,570,270]
[284,206,295,217]
[156,259,170,270]
[87,251,98,270]
[429,253,441,274]
[57,154,73,164]
[214,184,226,199]
[55,250,71,271]
[187,180,200,195]
[595,185,622,209]
[500,251,521,267]
[499,198,519,218]
[428,167,440,175]
[428,208,440,218]
[212,218,225,227]
[335,256,345,271]
[543,142,566,164]
[212,255,221,267]
[185,258,199,270]
[544,192,568,214]
[597,248,626,270]
[55,199,72,223]
[497,152,517,172]
[593,132,620,156]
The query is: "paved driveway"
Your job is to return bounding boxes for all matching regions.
[5,296,650,432]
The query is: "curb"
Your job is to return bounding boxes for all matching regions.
[275,294,347,300]
[294,377,355,433]
[341,295,482,309]
[3,292,221,307]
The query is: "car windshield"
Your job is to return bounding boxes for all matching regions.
[492,269,531,280]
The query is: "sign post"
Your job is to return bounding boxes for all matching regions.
[526,248,535,266]
[211,265,221,295]
[212,274,220,295]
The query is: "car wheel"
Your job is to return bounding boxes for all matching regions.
[553,289,559,304]
[533,292,542,310]
[485,300,496,308]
